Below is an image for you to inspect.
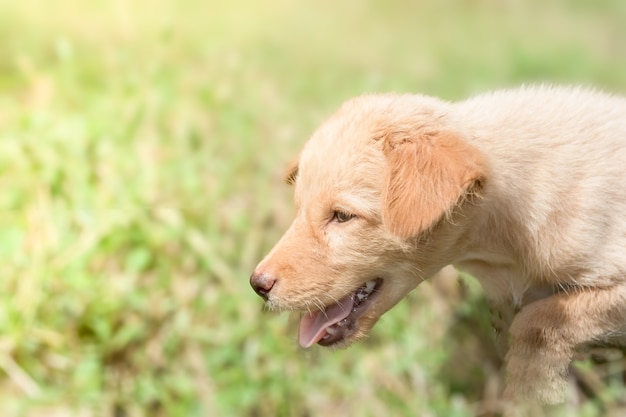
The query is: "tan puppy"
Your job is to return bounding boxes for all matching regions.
[250,86,626,404]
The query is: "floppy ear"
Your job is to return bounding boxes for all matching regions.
[284,157,299,185]
[380,130,487,238]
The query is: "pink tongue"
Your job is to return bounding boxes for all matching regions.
[298,294,355,348]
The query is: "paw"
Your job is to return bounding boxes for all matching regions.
[504,349,570,404]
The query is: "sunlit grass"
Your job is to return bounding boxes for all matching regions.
[0,0,625,415]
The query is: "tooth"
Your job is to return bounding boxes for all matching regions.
[356,293,366,301]
[365,280,376,292]
[326,327,337,335]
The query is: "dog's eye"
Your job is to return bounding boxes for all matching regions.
[333,210,355,223]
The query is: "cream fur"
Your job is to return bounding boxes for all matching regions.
[251,85,626,405]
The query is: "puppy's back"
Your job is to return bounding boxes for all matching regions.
[454,86,626,286]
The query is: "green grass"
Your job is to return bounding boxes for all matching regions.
[0,0,626,415]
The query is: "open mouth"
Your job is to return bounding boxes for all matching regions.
[298,278,383,348]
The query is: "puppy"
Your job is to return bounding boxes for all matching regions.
[250,86,626,404]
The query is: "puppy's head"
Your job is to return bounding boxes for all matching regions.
[251,94,488,348]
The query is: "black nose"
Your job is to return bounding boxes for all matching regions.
[250,271,276,300]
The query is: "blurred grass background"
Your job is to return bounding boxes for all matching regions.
[1,0,626,416]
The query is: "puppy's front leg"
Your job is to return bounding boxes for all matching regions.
[503,283,626,404]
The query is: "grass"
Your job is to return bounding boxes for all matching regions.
[0,0,625,415]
